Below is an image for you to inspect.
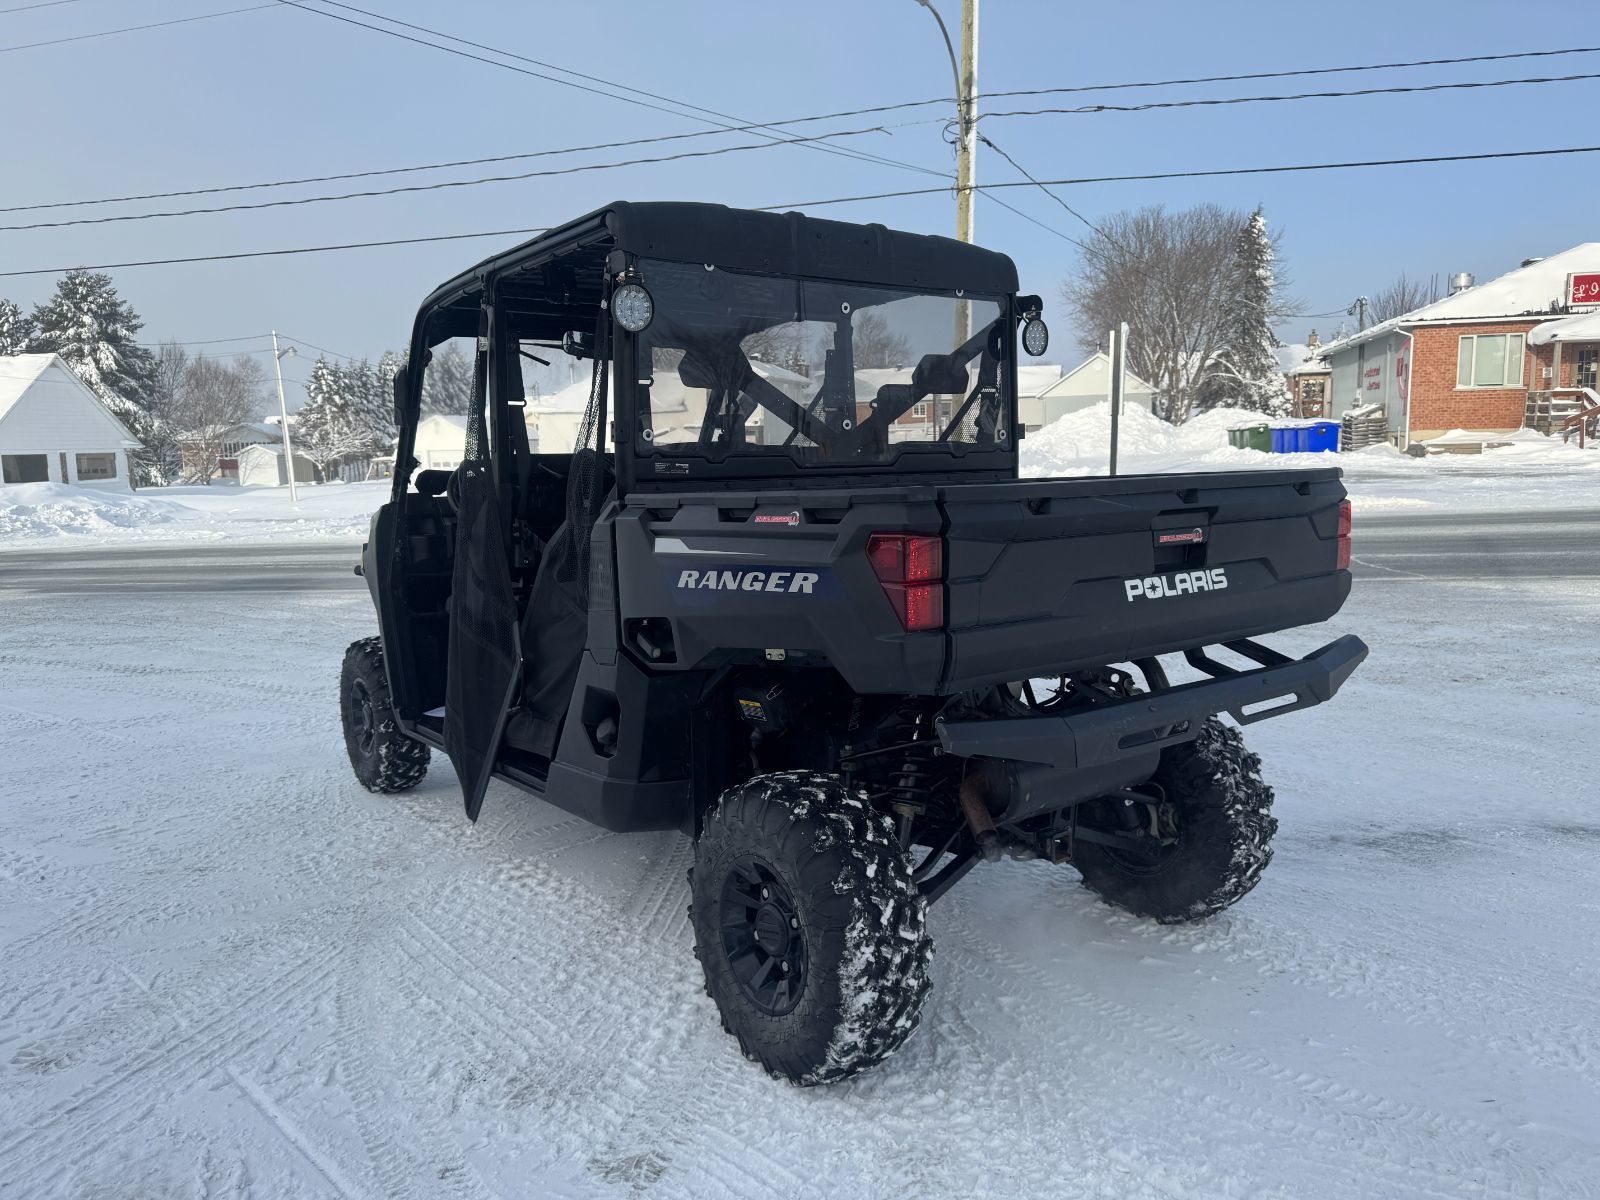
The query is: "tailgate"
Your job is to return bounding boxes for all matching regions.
[938,469,1350,691]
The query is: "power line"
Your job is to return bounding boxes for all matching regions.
[0,119,923,215]
[0,127,889,233]
[981,71,1600,121]
[0,3,273,53]
[0,0,102,13]
[763,143,1600,210]
[978,44,1600,102]
[0,226,548,279]
[9,143,1600,280]
[275,0,945,185]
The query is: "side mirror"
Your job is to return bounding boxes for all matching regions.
[391,366,409,429]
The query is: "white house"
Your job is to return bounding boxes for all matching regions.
[1017,353,1158,432]
[412,413,469,471]
[236,443,317,488]
[0,353,141,490]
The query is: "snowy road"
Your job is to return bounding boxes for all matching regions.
[1,507,1596,595]
[2,514,1598,1198]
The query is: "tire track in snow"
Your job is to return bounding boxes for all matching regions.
[0,946,340,1187]
[937,902,1595,1199]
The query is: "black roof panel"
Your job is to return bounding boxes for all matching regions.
[419,201,1019,308]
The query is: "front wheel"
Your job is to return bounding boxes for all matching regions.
[690,771,933,1085]
[340,637,430,793]
[1074,719,1276,923]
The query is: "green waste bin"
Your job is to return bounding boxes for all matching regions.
[1227,427,1246,449]
[1240,423,1271,452]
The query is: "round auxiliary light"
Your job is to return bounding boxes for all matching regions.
[613,282,655,332]
[1022,316,1050,357]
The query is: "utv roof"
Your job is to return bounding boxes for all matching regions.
[419,201,1020,313]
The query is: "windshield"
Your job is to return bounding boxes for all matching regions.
[631,258,1009,466]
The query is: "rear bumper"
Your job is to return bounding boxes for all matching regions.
[934,634,1369,770]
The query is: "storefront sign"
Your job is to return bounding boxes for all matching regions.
[1569,272,1600,307]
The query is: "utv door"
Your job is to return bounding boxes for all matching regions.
[442,312,522,820]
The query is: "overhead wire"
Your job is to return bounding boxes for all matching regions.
[0,3,273,53]
[980,71,1600,121]
[0,126,894,232]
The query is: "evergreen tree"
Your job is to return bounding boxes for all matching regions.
[348,357,395,451]
[0,299,35,356]
[1199,207,1290,416]
[420,340,474,414]
[29,269,167,482]
[295,356,362,481]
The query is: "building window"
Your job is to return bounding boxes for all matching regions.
[1456,333,1525,388]
[911,401,929,419]
[1575,347,1598,393]
[74,453,118,480]
[2,453,50,484]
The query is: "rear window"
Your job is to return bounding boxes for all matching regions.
[631,258,1009,469]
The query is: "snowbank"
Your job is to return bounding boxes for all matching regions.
[1020,402,1600,512]
[0,482,199,541]
[0,480,388,548]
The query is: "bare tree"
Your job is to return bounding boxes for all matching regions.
[1061,204,1297,423]
[143,340,189,483]
[1368,272,1435,324]
[851,310,913,369]
[173,354,268,483]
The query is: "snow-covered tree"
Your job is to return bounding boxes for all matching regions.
[420,340,474,415]
[1198,207,1291,416]
[348,357,396,452]
[29,270,166,482]
[295,357,355,481]
[0,299,35,356]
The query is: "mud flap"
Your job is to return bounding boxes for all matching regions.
[443,457,521,820]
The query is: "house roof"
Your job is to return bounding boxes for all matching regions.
[0,353,140,446]
[1036,351,1157,397]
[1323,243,1600,354]
[1276,342,1330,375]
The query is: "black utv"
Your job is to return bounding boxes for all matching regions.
[342,201,1366,1085]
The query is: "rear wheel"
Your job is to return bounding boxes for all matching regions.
[690,771,932,1085]
[340,637,429,793]
[1074,719,1275,923]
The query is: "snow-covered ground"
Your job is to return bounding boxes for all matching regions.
[1021,403,1600,513]
[2,406,1596,548]
[0,480,387,548]
[2,556,1598,1196]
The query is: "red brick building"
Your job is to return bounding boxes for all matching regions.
[1314,243,1600,445]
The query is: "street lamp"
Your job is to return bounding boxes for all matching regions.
[911,0,978,246]
[270,331,300,502]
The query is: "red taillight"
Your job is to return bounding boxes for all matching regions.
[867,533,945,631]
[1336,499,1352,570]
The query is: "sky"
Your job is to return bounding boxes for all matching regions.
[2,0,1596,411]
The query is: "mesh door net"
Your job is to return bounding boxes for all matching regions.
[443,335,522,821]
[516,317,610,758]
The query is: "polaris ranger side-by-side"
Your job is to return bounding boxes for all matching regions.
[342,202,1367,1084]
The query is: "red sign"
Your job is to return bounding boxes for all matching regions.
[1570,272,1600,307]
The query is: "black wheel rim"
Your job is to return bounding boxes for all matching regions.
[348,678,376,756]
[719,855,807,1017]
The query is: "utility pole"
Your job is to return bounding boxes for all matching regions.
[914,0,979,245]
[271,330,300,502]
[1348,296,1370,331]
[1108,323,1127,477]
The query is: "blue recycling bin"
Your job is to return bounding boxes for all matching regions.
[1269,425,1295,453]
[1291,425,1313,452]
[1306,420,1340,452]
